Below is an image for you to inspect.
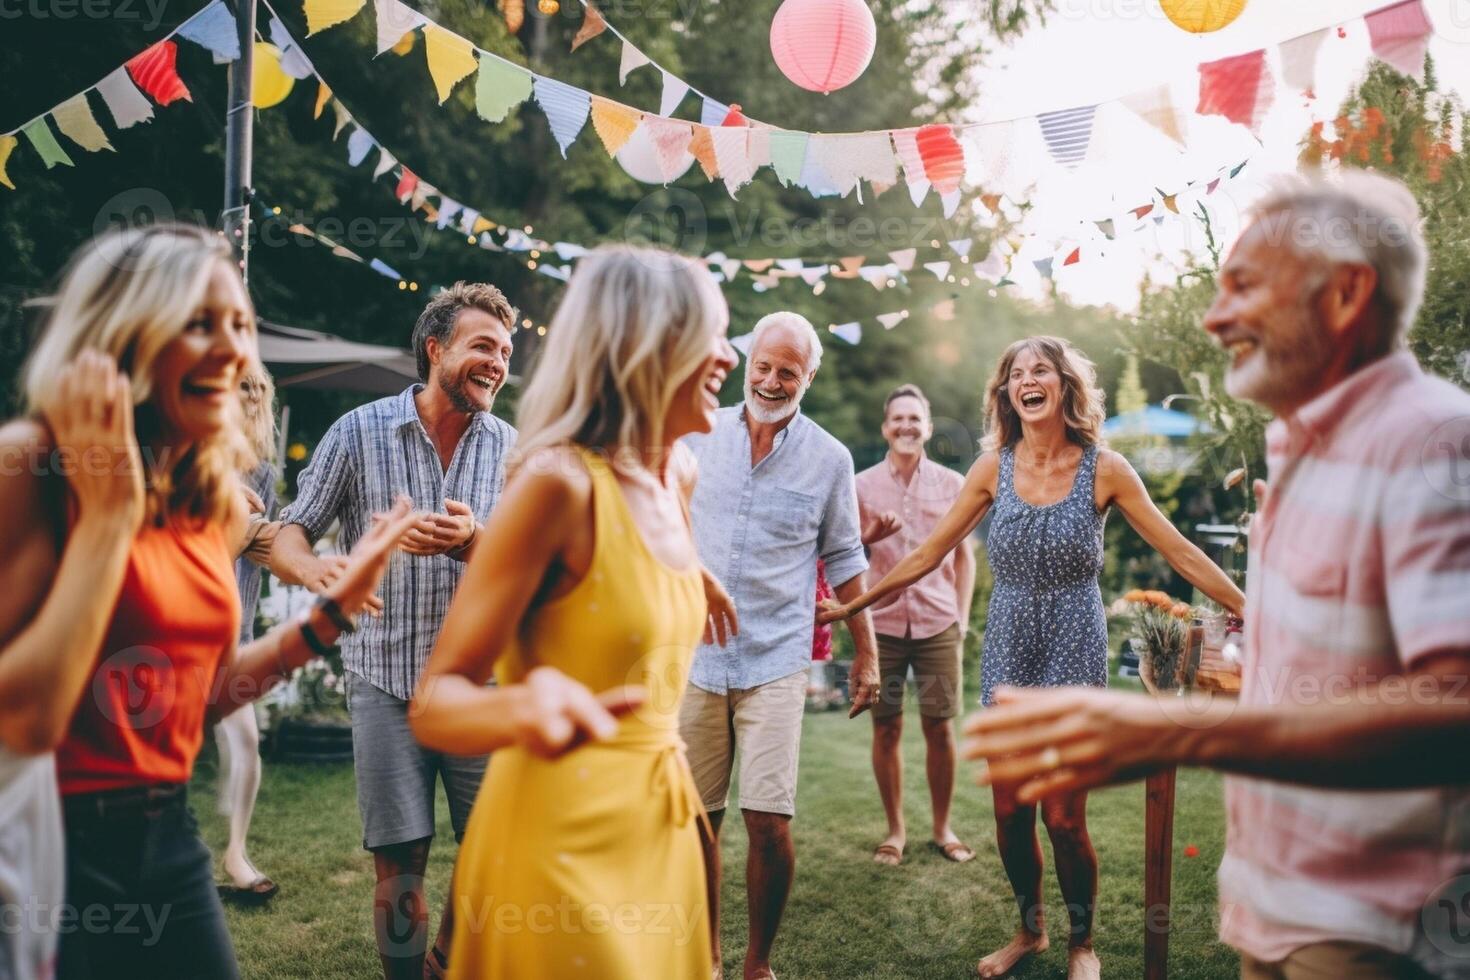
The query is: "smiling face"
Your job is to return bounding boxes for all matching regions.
[1005,345,1064,428]
[1204,218,1338,415]
[150,260,255,448]
[744,322,816,425]
[882,394,931,457]
[428,308,514,415]
[666,305,737,442]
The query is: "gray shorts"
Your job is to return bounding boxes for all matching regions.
[346,672,488,851]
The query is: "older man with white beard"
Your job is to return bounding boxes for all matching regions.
[679,311,879,980]
[961,172,1470,980]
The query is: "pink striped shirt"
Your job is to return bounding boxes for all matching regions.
[1219,351,1470,972]
[856,454,967,640]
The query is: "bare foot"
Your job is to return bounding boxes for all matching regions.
[976,930,1049,978]
[873,832,905,866]
[1067,946,1100,980]
[742,964,775,980]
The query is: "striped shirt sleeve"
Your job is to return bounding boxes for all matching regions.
[818,449,868,589]
[1382,444,1470,667]
[282,414,357,542]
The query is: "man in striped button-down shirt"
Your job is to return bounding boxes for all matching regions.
[960,172,1470,980]
[273,282,516,980]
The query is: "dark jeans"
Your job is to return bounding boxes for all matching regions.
[57,786,239,980]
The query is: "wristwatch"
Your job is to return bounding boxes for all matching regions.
[314,594,358,634]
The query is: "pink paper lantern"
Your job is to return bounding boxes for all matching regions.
[770,0,877,95]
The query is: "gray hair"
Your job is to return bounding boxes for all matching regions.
[1245,171,1426,356]
[750,311,823,374]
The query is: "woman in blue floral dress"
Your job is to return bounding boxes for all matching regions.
[822,336,1243,980]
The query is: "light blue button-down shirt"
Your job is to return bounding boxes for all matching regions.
[685,406,867,694]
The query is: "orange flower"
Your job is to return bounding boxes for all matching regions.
[1123,589,1147,603]
[1143,590,1171,608]
[1171,602,1193,620]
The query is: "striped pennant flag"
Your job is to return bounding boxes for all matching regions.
[1038,104,1097,170]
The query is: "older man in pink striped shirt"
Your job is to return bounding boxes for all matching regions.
[959,171,1470,980]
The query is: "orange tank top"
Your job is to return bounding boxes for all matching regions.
[57,520,241,795]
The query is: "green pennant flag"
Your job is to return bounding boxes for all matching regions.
[768,130,809,187]
[22,117,73,169]
[475,54,533,124]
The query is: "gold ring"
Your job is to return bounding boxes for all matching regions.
[1038,745,1063,770]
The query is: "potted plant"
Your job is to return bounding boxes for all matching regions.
[1118,590,1200,695]
[265,649,354,764]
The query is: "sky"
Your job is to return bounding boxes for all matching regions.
[964,0,1470,310]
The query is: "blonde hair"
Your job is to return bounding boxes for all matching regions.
[513,244,726,464]
[22,223,254,523]
[982,336,1106,451]
[239,359,277,465]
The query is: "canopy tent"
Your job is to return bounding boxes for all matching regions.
[1102,405,1204,440]
[258,320,419,394]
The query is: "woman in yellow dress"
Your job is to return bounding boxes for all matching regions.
[411,244,738,979]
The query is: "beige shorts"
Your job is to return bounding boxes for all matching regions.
[1240,941,1434,980]
[874,623,963,720]
[678,670,808,817]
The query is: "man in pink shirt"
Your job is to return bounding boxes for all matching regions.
[960,172,1470,979]
[857,384,977,866]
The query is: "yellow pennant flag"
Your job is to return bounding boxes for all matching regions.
[304,0,366,35]
[52,94,114,153]
[471,215,494,234]
[314,80,333,119]
[589,97,639,157]
[424,25,477,104]
[0,135,17,190]
[690,126,719,180]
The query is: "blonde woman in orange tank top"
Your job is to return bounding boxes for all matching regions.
[411,244,738,979]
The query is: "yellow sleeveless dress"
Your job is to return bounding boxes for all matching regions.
[447,447,713,980]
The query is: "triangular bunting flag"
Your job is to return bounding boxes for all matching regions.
[347,128,375,166]
[659,72,691,117]
[1033,258,1054,279]
[965,121,1015,190]
[370,257,402,280]
[571,3,606,50]
[888,248,916,271]
[1230,159,1248,178]
[1119,86,1187,147]
[700,98,729,128]
[876,312,907,330]
[743,259,774,273]
[775,259,804,273]
[1038,104,1097,169]
[840,133,899,190]
[1366,0,1432,77]
[1063,247,1082,267]
[435,197,462,230]
[948,238,972,259]
[800,266,828,286]
[1161,192,1180,214]
[908,179,930,207]
[800,136,849,197]
[304,0,366,35]
[373,147,398,179]
[52,94,114,153]
[889,129,925,186]
[690,126,719,180]
[730,333,754,357]
[644,116,695,183]
[268,17,315,78]
[21,118,73,169]
[314,80,333,118]
[1279,27,1329,94]
[915,124,965,195]
[554,242,588,259]
[590,97,640,156]
[981,193,1002,214]
[768,130,809,187]
[375,0,428,55]
[0,135,16,190]
[332,99,352,138]
[126,41,191,106]
[534,76,591,157]
[974,249,1007,282]
[1197,49,1274,137]
[423,25,477,103]
[1131,203,1154,220]
[410,179,432,210]
[619,41,650,84]
[829,322,861,345]
[475,55,533,122]
[1095,219,1115,239]
[96,68,154,128]
[940,190,961,218]
[177,0,241,62]
[473,216,495,234]
[395,169,418,202]
[1206,177,1221,194]
[923,261,951,281]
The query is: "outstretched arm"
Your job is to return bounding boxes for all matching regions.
[820,452,997,625]
[1100,450,1244,615]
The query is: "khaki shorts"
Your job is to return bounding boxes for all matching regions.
[678,670,808,817]
[1240,941,1434,979]
[874,623,963,720]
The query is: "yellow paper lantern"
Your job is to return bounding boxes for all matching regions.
[1160,0,1246,33]
[252,42,296,110]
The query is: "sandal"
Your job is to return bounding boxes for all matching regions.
[872,843,904,866]
[217,874,279,904]
[425,943,450,980]
[929,840,976,863]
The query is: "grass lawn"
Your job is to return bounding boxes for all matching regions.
[192,680,1240,979]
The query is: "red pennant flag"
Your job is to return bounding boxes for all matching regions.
[1366,0,1432,76]
[1206,177,1221,194]
[395,169,418,203]
[126,40,191,106]
[1197,49,1274,136]
[1131,203,1154,220]
[1063,247,1081,267]
[915,124,965,196]
[721,104,749,127]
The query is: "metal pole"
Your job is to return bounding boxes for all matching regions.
[223,0,256,281]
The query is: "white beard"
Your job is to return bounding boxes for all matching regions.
[744,376,804,425]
